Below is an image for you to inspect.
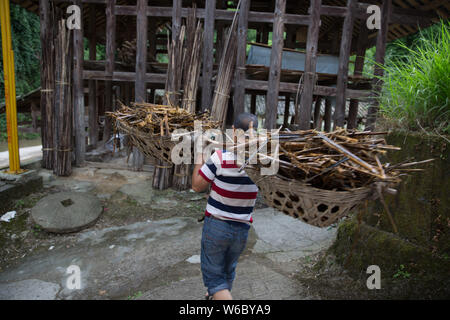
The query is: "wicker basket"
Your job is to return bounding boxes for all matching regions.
[245,167,376,228]
[116,120,177,163]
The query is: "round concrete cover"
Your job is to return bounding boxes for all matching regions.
[31,192,102,233]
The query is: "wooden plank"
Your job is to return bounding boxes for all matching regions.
[366,0,392,131]
[88,4,98,148]
[297,0,321,129]
[334,0,357,128]
[348,22,368,129]
[233,0,250,117]
[265,0,286,129]
[73,0,85,166]
[201,0,216,111]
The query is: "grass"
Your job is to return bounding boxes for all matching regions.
[375,20,450,134]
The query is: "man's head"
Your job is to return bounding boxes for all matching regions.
[233,113,258,131]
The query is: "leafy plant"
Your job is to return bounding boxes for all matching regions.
[127,291,143,300]
[373,20,450,134]
[0,3,41,102]
[393,264,411,279]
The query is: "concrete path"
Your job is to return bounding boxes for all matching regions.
[0,206,336,300]
[0,145,42,169]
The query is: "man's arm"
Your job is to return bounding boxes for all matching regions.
[192,160,210,192]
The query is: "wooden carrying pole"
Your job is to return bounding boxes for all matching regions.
[1,0,21,173]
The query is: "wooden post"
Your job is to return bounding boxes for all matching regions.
[132,0,148,171]
[88,4,98,148]
[366,0,391,131]
[73,0,85,166]
[265,0,286,129]
[324,97,332,132]
[233,0,250,117]
[313,96,322,129]
[348,22,368,129]
[39,0,54,169]
[297,0,321,129]
[103,0,116,143]
[201,0,216,111]
[135,0,148,103]
[334,0,357,128]
[283,94,291,127]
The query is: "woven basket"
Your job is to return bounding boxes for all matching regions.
[245,167,375,228]
[116,120,177,163]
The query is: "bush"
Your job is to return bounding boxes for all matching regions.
[376,20,450,134]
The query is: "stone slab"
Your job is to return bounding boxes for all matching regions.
[31,192,103,233]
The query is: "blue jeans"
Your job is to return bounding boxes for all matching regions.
[201,215,250,296]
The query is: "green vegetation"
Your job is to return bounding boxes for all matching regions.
[372,20,450,134]
[393,264,411,279]
[0,112,40,141]
[0,4,41,102]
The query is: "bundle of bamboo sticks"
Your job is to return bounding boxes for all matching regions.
[242,129,433,191]
[109,102,219,137]
[210,1,241,126]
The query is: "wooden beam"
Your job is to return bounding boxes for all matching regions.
[366,0,392,131]
[83,70,166,83]
[297,0,321,129]
[201,0,215,111]
[114,5,310,25]
[73,0,85,166]
[265,0,286,129]
[334,0,357,128]
[88,4,98,148]
[245,79,371,99]
[233,0,250,117]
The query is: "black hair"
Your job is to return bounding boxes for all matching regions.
[233,113,258,131]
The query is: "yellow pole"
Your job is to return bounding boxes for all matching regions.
[0,0,21,173]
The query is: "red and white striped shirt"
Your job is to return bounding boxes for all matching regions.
[199,150,258,223]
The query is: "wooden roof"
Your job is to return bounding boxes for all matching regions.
[12,0,449,51]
